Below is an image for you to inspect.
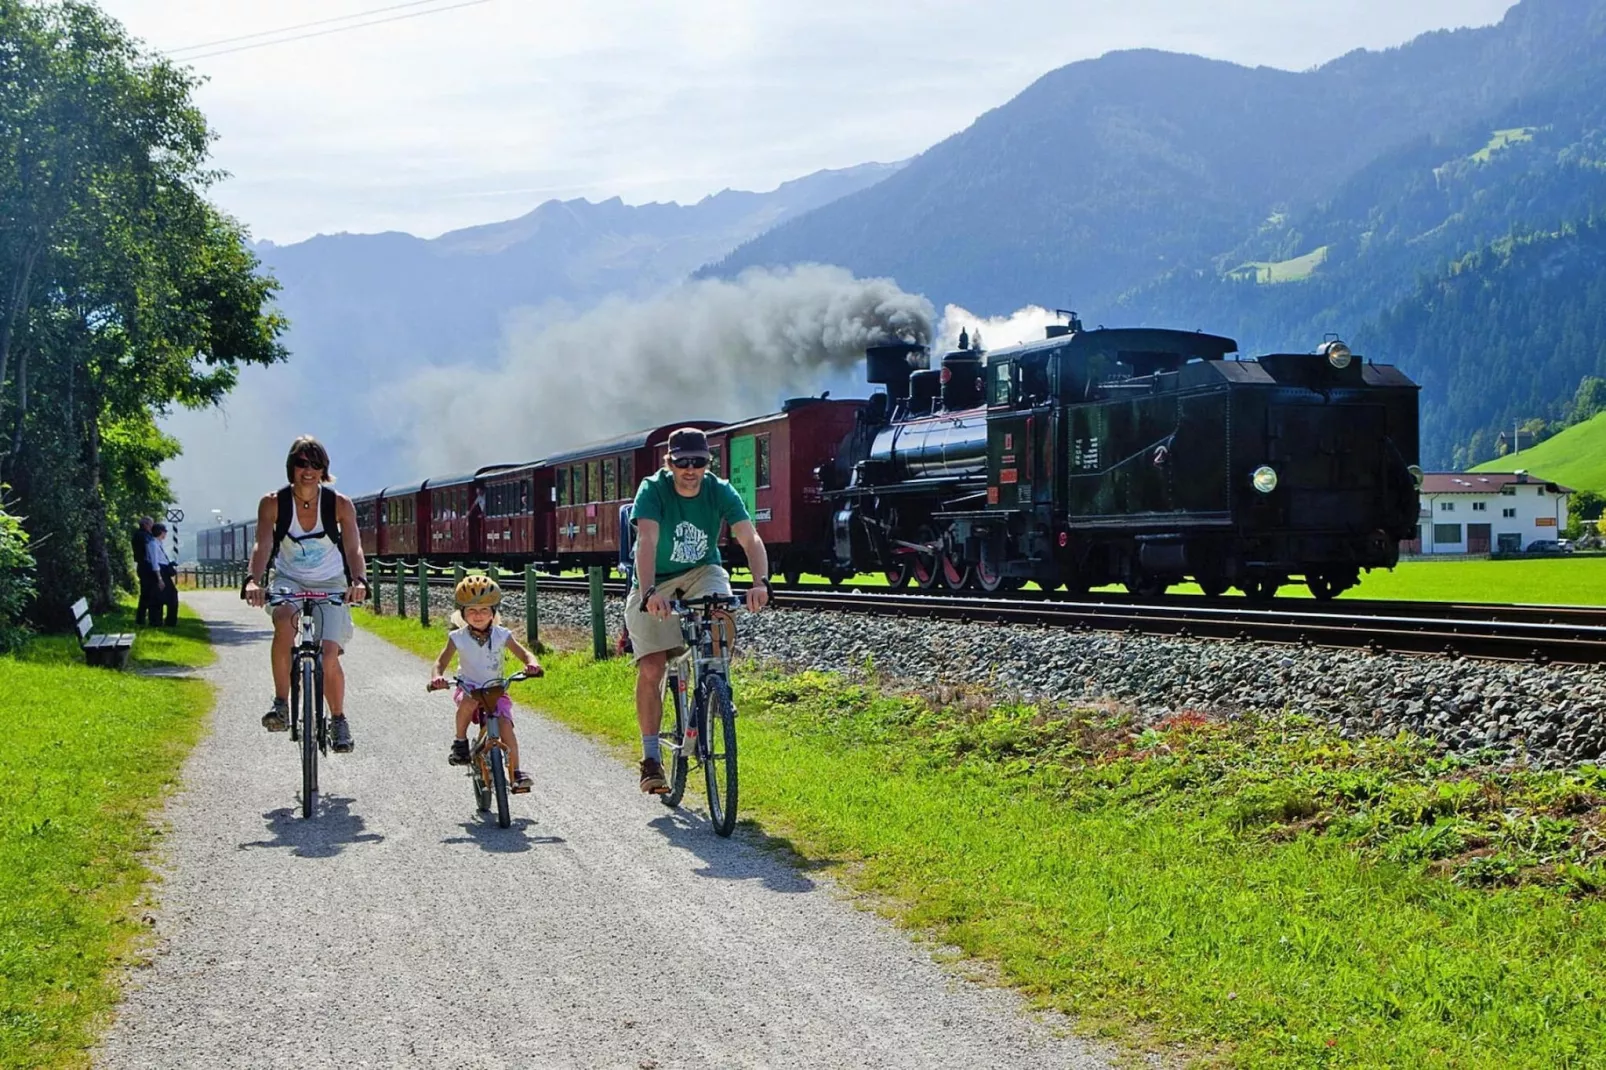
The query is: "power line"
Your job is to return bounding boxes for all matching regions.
[165,0,454,55]
[168,0,496,62]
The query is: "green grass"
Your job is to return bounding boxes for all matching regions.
[1473,410,1606,494]
[1228,245,1329,284]
[357,608,1606,1068]
[0,605,214,1070]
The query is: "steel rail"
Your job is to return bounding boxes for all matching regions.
[367,564,1606,664]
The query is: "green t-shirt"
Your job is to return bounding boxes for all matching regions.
[631,470,750,583]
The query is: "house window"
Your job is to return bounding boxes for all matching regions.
[1537,487,1546,496]
[1472,501,1486,512]
[1433,523,1462,544]
[1503,507,1516,518]
[1500,485,1516,496]
[1439,501,1455,512]
[756,435,772,488]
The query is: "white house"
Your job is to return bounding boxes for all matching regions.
[1406,470,1572,555]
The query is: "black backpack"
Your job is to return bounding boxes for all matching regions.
[242,486,352,596]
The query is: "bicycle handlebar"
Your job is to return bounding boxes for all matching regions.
[265,590,346,607]
[427,670,541,693]
[666,593,747,615]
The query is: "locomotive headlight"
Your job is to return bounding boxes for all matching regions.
[1251,465,1279,494]
[1407,464,1425,489]
[1320,340,1353,369]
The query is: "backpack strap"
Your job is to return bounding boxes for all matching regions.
[272,486,294,550]
[321,486,354,584]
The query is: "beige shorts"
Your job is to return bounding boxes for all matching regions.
[266,580,355,652]
[624,564,731,662]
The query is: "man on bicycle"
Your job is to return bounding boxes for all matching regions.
[243,436,369,752]
[627,427,770,794]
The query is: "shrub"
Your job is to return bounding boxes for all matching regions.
[0,492,37,652]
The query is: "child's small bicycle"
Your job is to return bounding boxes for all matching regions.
[428,671,537,828]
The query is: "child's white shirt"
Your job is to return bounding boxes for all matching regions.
[450,624,512,688]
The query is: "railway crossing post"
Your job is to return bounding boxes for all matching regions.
[396,561,407,619]
[417,559,430,627]
[588,566,607,659]
[525,565,541,653]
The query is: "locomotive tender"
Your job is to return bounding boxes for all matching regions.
[826,315,1422,599]
[200,315,1421,601]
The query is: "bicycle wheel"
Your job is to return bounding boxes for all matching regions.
[659,672,689,807]
[702,675,738,837]
[299,657,318,819]
[469,741,492,812]
[489,745,511,829]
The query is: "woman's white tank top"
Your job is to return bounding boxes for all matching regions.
[451,625,512,688]
[274,505,346,586]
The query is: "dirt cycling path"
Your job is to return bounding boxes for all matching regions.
[96,591,1115,1070]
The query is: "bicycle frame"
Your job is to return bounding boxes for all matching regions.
[435,672,533,828]
[661,594,744,834]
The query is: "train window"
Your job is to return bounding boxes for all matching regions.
[519,483,529,512]
[557,467,570,506]
[991,361,1013,406]
[709,444,724,477]
[603,458,618,502]
[756,435,771,487]
[587,461,601,503]
[621,455,635,494]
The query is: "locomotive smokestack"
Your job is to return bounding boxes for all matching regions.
[865,342,929,400]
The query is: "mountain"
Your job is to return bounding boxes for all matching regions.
[254,160,903,377]
[702,0,1606,466]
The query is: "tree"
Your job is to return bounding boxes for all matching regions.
[0,0,287,624]
[1571,376,1606,425]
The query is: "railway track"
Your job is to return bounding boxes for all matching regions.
[370,565,1606,665]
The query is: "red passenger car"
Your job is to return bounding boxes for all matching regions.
[423,471,481,560]
[379,481,423,558]
[480,462,553,565]
[706,397,866,582]
[545,420,719,572]
[352,492,381,557]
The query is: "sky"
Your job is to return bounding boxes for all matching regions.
[97,0,1517,245]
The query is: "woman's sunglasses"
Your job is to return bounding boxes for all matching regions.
[292,456,324,470]
[670,457,708,470]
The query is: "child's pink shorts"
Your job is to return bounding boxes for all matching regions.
[455,687,514,724]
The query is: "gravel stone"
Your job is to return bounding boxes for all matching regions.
[526,588,1606,769]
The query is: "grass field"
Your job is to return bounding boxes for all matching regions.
[1473,410,1606,494]
[358,609,1606,1069]
[1228,245,1329,284]
[0,606,213,1070]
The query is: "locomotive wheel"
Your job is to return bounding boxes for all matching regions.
[1305,571,1353,601]
[1197,576,1229,598]
[884,560,912,588]
[974,559,1007,593]
[783,568,802,586]
[941,554,972,592]
[1242,578,1282,601]
[912,527,940,590]
[1126,576,1170,597]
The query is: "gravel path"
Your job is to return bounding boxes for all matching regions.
[96,592,1114,1070]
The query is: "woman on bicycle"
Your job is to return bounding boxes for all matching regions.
[243,436,368,752]
[429,575,543,790]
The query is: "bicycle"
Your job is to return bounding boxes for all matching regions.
[657,594,746,837]
[265,590,345,820]
[428,671,538,829]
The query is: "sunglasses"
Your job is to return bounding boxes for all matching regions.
[292,457,324,470]
[670,457,708,470]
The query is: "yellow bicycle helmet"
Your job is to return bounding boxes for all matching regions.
[455,574,502,608]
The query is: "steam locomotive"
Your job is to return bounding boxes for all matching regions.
[824,315,1421,599]
[200,315,1421,601]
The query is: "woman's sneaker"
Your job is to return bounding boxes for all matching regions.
[512,768,533,793]
[261,698,289,732]
[448,739,470,766]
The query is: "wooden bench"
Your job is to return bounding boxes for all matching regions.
[72,597,135,670]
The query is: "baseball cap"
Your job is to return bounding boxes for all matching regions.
[667,427,711,461]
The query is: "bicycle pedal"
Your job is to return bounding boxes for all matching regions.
[511,783,533,794]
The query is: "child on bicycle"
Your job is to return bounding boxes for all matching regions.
[429,575,542,789]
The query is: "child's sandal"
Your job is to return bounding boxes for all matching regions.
[512,769,533,793]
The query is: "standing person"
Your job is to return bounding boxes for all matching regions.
[133,515,160,626]
[243,436,368,752]
[625,427,770,794]
[151,523,180,627]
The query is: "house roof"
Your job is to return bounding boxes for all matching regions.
[1421,472,1573,495]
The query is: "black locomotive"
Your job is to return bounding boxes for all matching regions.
[825,315,1422,600]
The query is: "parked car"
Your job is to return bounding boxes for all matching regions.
[1526,539,1572,554]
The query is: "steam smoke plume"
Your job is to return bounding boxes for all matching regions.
[935,303,1061,354]
[399,264,933,471]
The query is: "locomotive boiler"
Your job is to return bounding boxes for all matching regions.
[827,316,1422,599]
